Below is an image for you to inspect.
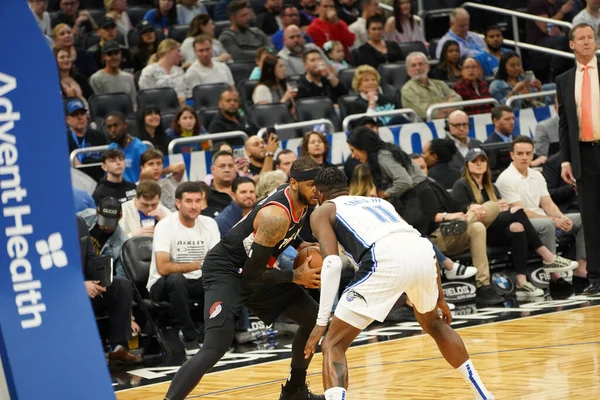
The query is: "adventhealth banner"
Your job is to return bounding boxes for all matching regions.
[168,106,555,180]
[0,3,114,399]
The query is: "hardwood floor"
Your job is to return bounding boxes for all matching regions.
[116,306,600,399]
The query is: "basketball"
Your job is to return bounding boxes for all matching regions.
[293,246,323,270]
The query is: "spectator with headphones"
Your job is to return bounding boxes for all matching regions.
[444,109,482,171]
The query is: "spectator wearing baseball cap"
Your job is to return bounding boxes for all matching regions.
[78,197,129,277]
[65,99,108,165]
[89,40,137,109]
[88,17,133,71]
[132,20,160,73]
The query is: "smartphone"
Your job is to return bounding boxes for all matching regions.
[233,148,245,159]
[265,126,277,142]
[524,70,535,83]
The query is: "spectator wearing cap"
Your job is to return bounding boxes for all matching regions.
[65,99,108,165]
[147,182,221,350]
[79,197,129,277]
[120,180,171,238]
[88,17,131,70]
[105,0,133,47]
[435,8,485,59]
[306,0,355,58]
[184,35,235,88]
[75,214,141,364]
[271,5,314,52]
[218,0,270,63]
[143,0,179,30]
[131,20,159,73]
[93,149,137,205]
[297,49,346,104]
[51,0,98,39]
[89,40,137,109]
[139,148,186,211]
[105,111,149,183]
[485,106,518,144]
[343,116,377,180]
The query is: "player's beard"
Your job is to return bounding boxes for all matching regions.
[297,187,316,206]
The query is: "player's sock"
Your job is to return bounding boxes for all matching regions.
[324,387,347,400]
[456,359,494,400]
[284,367,307,393]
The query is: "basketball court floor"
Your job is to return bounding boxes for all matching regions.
[113,294,600,399]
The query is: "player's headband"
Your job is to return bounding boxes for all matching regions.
[290,168,320,182]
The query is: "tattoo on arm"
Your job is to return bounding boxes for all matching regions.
[253,208,289,247]
[333,362,348,388]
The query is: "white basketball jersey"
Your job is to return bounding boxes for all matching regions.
[328,196,420,255]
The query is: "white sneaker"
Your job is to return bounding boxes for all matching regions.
[543,255,578,273]
[516,282,545,299]
[445,262,477,280]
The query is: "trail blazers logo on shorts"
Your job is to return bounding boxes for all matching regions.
[346,290,367,305]
[209,301,223,319]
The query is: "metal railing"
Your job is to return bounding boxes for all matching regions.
[168,131,248,154]
[342,109,419,132]
[426,98,499,121]
[462,2,572,59]
[506,90,556,108]
[70,140,154,167]
[256,118,335,138]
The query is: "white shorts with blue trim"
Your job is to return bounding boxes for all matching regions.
[335,234,439,329]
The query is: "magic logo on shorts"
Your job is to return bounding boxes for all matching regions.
[346,290,367,305]
[209,301,223,319]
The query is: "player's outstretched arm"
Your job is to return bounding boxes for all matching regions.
[305,203,343,358]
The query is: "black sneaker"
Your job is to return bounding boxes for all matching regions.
[572,276,590,294]
[279,384,325,400]
[549,278,573,297]
[582,281,600,295]
[179,330,200,352]
[440,220,468,237]
[476,285,504,305]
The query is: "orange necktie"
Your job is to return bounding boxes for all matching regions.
[581,65,594,141]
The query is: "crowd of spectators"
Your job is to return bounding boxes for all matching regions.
[42,0,592,363]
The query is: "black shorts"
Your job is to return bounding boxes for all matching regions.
[202,256,308,332]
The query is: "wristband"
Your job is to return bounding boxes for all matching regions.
[265,151,274,158]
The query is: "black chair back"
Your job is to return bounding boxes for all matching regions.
[89,93,135,125]
[338,94,360,122]
[137,88,180,113]
[192,83,230,109]
[228,62,256,87]
[377,63,408,90]
[121,236,154,297]
[238,79,258,111]
[168,24,190,43]
[200,107,222,131]
[295,97,342,132]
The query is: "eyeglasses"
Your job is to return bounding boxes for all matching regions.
[449,122,470,129]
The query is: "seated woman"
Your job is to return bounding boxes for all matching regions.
[54,47,94,101]
[166,106,209,153]
[421,138,461,190]
[138,39,188,105]
[431,40,461,84]
[135,105,171,154]
[300,130,335,169]
[345,65,400,126]
[453,56,494,115]
[52,23,98,78]
[490,52,556,109]
[384,0,426,45]
[452,148,578,298]
[181,14,230,65]
[347,126,436,236]
[143,0,179,31]
[356,15,403,70]
[252,55,297,118]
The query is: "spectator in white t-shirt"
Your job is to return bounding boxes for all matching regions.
[146,182,221,349]
[119,180,171,238]
[184,35,235,89]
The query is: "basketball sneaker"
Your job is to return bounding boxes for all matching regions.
[516,282,545,299]
[543,255,578,273]
[444,262,477,280]
[278,383,325,400]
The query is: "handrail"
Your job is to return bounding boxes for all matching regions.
[462,2,572,29]
[379,3,392,12]
[70,140,155,166]
[342,109,419,132]
[256,118,335,138]
[499,38,574,59]
[506,90,556,108]
[426,98,499,121]
[168,131,248,154]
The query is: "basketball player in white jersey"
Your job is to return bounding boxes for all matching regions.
[304,168,495,400]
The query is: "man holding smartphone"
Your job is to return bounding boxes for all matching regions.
[244,133,280,176]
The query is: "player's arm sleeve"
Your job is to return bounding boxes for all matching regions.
[317,255,342,326]
[241,242,294,284]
